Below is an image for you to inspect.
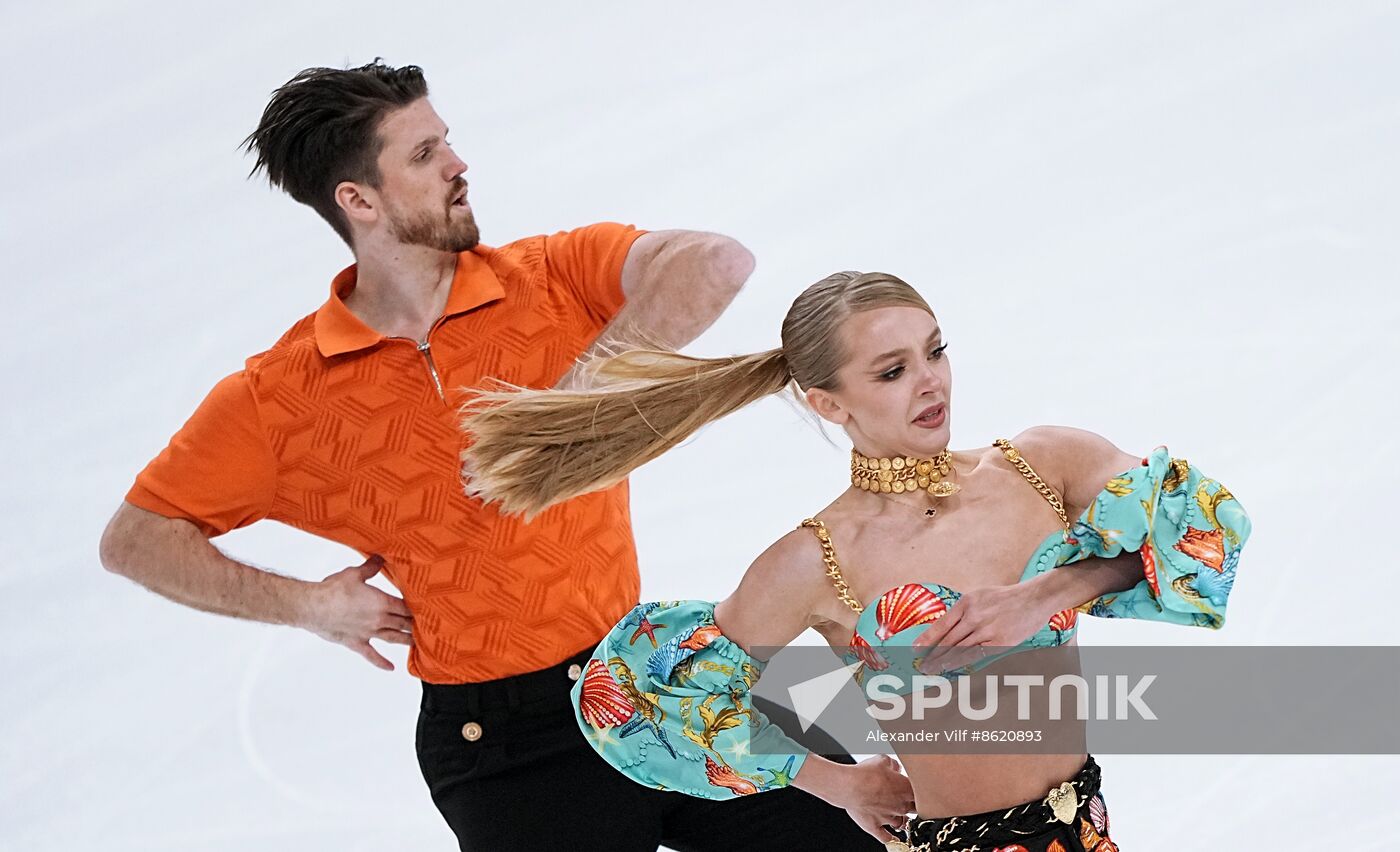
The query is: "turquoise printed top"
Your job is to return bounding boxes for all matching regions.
[570,445,1250,798]
[845,445,1250,689]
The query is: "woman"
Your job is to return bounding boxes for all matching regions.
[459,271,1250,850]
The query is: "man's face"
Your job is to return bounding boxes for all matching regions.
[371,98,478,252]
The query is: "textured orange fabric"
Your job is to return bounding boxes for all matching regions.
[127,223,647,683]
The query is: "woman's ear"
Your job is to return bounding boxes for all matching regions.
[805,387,850,426]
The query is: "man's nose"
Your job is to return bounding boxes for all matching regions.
[444,150,468,181]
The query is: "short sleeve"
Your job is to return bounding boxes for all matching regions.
[124,370,278,538]
[1062,446,1251,628]
[542,222,647,329]
[570,600,809,799]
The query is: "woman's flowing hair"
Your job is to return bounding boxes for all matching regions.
[460,271,934,518]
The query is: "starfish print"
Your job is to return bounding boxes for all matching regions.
[630,617,666,647]
[722,738,752,762]
[583,725,619,753]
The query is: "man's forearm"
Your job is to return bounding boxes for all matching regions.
[100,503,314,627]
[557,233,753,389]
[599,234,753,349]
[1024,550,1145,617]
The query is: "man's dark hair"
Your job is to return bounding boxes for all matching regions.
[242,59,429,246]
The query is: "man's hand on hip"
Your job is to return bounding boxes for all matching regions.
[303,555,414,671]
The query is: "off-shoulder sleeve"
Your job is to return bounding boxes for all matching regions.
[569,600,809,799]
[1061,445,1251,628]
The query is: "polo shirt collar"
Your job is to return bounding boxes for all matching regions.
[314,249,505,357]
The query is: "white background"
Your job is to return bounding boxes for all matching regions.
[3,1,1397,849]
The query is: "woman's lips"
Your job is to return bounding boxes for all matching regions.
[913,404,946,429]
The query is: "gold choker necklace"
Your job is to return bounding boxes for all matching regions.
[851,448,960,517]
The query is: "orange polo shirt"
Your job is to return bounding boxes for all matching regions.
[126,223,647,683]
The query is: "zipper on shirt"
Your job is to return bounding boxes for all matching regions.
[417,339,446,403]
[387,310,451,405]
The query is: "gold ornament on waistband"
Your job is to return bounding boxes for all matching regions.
[1045,780,1079,824]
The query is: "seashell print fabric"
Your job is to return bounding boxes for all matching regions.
[1032,445,1251,627]
[568,599,809,800]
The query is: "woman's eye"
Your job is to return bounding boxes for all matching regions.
[879,344,947,381]
[416,149,430,161]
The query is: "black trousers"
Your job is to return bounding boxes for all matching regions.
[415,645,884,851]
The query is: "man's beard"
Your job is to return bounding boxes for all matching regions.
[387,202,480,253]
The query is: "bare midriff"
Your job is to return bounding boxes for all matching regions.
[905,751,1088,817]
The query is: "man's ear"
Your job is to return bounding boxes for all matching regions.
[805,386,850,426]
[336,181,377,227]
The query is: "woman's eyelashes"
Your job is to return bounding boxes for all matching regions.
[877,343,948,381]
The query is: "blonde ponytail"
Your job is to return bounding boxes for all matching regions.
[461,347,791,518]
[461,270,934,518]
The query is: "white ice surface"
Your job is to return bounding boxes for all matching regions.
[3,2,1398,849]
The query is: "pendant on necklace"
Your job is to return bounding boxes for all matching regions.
[924,507,937,518]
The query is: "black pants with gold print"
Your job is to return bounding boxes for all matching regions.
[415,645,884,852]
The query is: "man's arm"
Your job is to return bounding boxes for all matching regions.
[560,230,753,386]
[99,502,412,670]
[101,502,309,623]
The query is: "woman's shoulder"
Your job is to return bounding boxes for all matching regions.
[1000,425,1142,515]
[997,424,1072,456]
[745,518,866,611]
[714,522,852,652]
[747,522,832,587]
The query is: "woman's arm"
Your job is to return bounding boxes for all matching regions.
[1015,426,1152,620]
[572,529,913,840]
[913,426,1147,662]
[714,530,915,837]
[914,550,1146,662]
[1023,550,1145,615]
[713,528,830,653]
[1035,425,1143,517]
[1034,425,1249,626]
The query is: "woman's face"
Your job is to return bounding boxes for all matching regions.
[806,306,952,458]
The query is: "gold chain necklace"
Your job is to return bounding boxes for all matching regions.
[850,447,959,518]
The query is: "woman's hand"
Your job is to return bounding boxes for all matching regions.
[836,755,917,841]
[795,754,915,841]
[912,584,1048,675]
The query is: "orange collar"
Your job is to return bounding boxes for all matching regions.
[314,249,504,357]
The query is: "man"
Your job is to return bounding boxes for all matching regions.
[98,61,888,851]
